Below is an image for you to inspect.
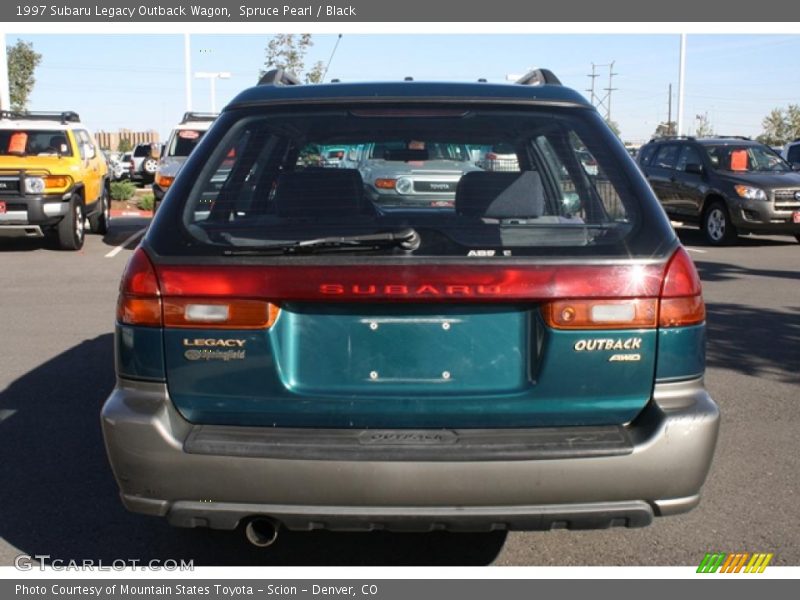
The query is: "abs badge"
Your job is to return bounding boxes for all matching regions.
[574,337,642,362]
[183,338,246,361]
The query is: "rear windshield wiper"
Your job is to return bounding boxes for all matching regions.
[220,228,421,255]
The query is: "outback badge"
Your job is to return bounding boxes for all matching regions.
[574,337,642,362]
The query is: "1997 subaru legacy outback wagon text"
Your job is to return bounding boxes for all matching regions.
[101,69,719,546]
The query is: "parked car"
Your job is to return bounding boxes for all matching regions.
[130,142,160,183]
[153,112,217,212]
[118,152,133,178]
[102,150,126,180]
[476,143,519,172]
[355,141,481,207]
[321,146,347,167]
[638,135,800,245]
[0,110,110,249]
[781,138,800,168]
[102,69,718,544]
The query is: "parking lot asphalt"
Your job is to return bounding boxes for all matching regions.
[0,220,797,567]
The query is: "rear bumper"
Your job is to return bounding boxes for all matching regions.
[101,377,719,532]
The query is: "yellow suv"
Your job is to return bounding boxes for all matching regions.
[0,111,110,250]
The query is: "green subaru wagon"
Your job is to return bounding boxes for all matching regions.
[101,69,719,547]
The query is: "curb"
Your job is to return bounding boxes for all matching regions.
[111,209,153,218]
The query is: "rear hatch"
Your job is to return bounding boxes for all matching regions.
[126,102,688,429]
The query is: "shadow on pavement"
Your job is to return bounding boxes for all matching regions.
[694,260,800,284]
[0,334,506,566]
[705,302,800,384]
[676,227,797,248]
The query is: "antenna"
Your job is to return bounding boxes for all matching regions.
[322,34,343,83]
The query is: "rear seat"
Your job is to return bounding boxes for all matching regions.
[455,171,546,219]
[274,169,374,218]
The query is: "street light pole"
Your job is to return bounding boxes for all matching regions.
[194,71,231,113]
[677,34,687,136]
[184,34,192,112]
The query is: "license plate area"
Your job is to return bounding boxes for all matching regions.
[276,304,531,395]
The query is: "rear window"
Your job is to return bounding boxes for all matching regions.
[180,106,643,256]
[168,129,207,157]
[0,129,73,157]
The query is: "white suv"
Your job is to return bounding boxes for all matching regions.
[152,112,217,212]
[782,139,800,168]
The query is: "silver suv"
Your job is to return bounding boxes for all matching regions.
[152,112,217,212]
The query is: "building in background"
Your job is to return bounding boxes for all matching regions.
[95,129,159,152]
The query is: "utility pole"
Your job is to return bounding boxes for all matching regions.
[603,60,618,122]
[586,63,599,106]
[587,61,617,121]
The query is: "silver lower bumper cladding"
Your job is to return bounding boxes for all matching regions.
[101,377,719,532]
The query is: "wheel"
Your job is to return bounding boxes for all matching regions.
[702,201,737,246]
[57,196,86,251]
[89,186,110,235]
[142,157,159,175]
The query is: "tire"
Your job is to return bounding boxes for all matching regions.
[57,196,86,251]
[142,157,159,175]
[89,186,110,235]
[702,200,738,246]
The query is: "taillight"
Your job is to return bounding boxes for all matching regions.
[163,299,279,329]
[155,174,175,188]
[543,246,704,330]
[117,247,162,326]
[659,246,705,327]
[544,299,658,330]
[117,248,281,329]
[486,152,498,160]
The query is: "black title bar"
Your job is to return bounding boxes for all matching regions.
[3,1,800,22]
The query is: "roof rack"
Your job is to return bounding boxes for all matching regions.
[258,68,301,86]
[648,135,696,142]
[181,111,218,124]
[0,110,80,124]
[515,69,562,86]
[707,135,751,140]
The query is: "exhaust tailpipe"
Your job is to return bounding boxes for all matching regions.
[245,518,280,548]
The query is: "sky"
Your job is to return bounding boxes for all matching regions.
[9,33,800,145]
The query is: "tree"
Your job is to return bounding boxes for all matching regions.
[7,39,42,111]
[758,104,800,146]
[653,121,677,138]
[694,112,714,138]
[117,138,133,153]
[606,119,621,138]
[260,34,324,84]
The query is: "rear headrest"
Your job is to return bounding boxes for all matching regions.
[455,171,546,219]
[275,169,367,218]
